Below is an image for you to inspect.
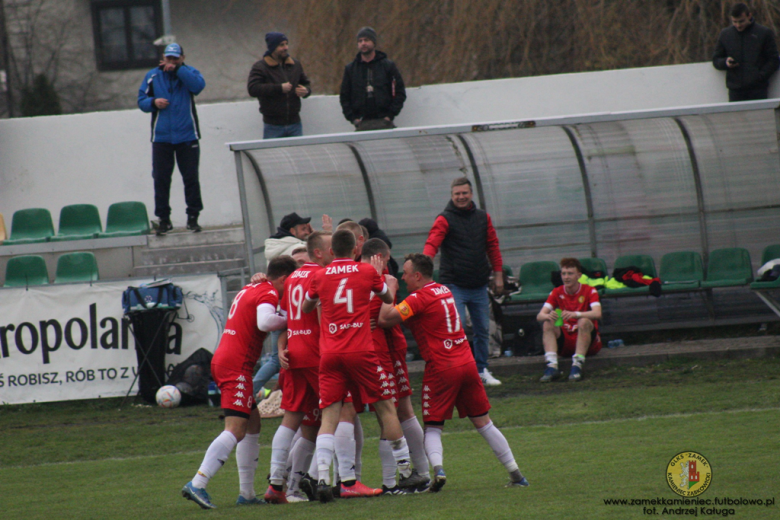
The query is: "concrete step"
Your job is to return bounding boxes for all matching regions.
[146,226,245,249]
[133,258,246,277]
[136,242,246,266]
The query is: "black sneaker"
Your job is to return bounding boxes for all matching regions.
[381,485,412,495]
[317,480,334,503]
[186,216,202,233]
[156,219,173,236]
[299,473,317,501]
[398,469,428,489]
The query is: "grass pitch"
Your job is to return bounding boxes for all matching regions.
[2,355,779,519]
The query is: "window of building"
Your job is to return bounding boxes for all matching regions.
[91,1,162,71]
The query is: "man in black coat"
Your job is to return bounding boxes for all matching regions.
[713,3,779,102]
[247,33,311,138]
[339,27,406,131]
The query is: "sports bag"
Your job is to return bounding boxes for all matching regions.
[122,282,183,314]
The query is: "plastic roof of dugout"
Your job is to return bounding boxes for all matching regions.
[227,100,780,275]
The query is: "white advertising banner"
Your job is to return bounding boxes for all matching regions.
[0,275,223,405]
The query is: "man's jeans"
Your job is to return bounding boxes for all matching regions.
[252,330,281,394]
[446,284,490,372]
[263,122,303,139]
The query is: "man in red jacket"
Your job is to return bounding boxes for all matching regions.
[424,177,504,386]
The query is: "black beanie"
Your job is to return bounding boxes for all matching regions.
[356,26,377,44]
[265,32,288,56]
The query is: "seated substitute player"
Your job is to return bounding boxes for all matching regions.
[265,232,334,503]
[536,257,602,383]
[379,253,529,491]
[301,229,418,502]
[181,255,298,509]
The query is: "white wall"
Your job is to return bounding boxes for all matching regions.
[1,62,775,229]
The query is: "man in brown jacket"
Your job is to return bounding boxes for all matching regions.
[247,32,311,138]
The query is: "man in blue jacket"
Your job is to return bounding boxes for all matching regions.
[138,43,206,234]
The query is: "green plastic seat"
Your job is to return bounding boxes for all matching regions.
[605,254,657,296]
[751,245,780,290]
[508,261,559,302]
[4,255,49,287]
[760,244,780,265]
[502,265,513,278]
[701,248,753,288]
[54,252,99,284]
[97,202,150,237]
[578,257,608,276]
[51,204,102,242]
[659,251,703,291]
[2,208,54,245]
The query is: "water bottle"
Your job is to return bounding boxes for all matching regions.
[554,308,563,327]
[208,381,219,407]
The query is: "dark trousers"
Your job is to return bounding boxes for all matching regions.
[729,87,768,102]
[152,141,203,220]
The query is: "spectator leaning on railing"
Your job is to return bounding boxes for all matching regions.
[423,177,504,386]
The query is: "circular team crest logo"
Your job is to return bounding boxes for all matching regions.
[666,451,712,497]
[287,329,293,338]
[578,296,585,303]
[328,323,338,334]
[443,339,453,349]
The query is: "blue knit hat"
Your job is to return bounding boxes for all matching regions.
[265,32,288,56]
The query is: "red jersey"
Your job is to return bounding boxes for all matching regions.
[395,282,474,375]
[544,283,601,333]
[212,281,279,373]
[281,263,322,369]
[369,278,390,352]
[306,258,387,355]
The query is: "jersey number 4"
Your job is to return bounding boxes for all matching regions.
[440,297,461,333]
[334,278,354,313]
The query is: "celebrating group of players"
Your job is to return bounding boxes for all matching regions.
[181,220,529,510]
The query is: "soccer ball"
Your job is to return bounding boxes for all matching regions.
[155,385,181,408]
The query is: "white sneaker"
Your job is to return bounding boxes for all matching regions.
[480,369,502,386]
[286,491,309,503]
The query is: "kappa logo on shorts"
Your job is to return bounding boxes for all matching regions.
[383,389,391,395]
[396,369,405,376]
[235,391,245,398]
[376,366,383,372]
[401,385,410,392]
[233,399,244,407]
[423,393,430,399]
[303,414,310,421]
[395,361,402,367]
[237,375,246,382]
[423,410,430,416]
[382,381,389,388]
[423,402,430,408]
[379,373,387,380]
[328,323,338,334]
[389,381,396,387]
[424,385,431,392]
[398,377,408,384]
[237,383,246,390]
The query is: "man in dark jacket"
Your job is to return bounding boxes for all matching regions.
[339,27,406,131]
[713,3,779,102]
[424,177,504,386]
[138,43,205,234]
[247,33,311,138]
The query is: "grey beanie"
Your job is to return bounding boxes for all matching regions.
[357,26,377,44]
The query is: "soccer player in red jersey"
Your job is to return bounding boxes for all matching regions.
[380,253,529,491]
[536,257,602,383]
[265,232,333,504]
[182,255,298,510]
[302,229,416,502]
[361,238,430,493]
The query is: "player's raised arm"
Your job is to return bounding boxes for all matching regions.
[302,293,318,313]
